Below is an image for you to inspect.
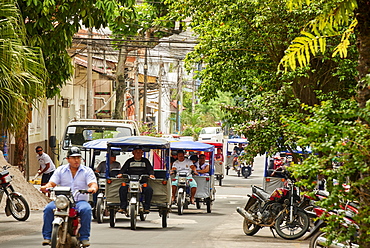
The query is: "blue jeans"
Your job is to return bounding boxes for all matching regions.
[42,201,92,241]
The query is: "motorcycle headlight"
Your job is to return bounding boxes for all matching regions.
[179,177,187,183]
[55,195,69,210]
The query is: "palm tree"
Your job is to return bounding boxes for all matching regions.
[0,0,46,171]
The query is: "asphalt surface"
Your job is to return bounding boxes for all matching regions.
[0,155,310,248]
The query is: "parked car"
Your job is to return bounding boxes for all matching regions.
[198,127,223,143]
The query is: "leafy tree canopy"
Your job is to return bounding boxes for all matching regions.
[17,0,136,98]
[0,0,46,132]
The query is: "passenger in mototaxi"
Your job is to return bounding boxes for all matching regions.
[196,154,210,176]
[268,153,288,178]
[95,151,121,177]
[171,150,198,204]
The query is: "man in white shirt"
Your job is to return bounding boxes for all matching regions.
[35,146,56,187]
[171,150,198,204]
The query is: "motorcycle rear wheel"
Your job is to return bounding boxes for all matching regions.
[275,208,310,240]
[7,195,30,221]
[243,219,261,236]
[109,208,116,227]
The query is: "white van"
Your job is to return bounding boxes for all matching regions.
[198,127,224,143]
[60,119,140,167]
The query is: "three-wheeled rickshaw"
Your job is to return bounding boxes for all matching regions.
[225,138,251,178]
[85,136,172,229]
[82,138,126,223]
[170,141,216,213]
[199,141,224,186]
[263,147,311,193]
[105,136,172,229]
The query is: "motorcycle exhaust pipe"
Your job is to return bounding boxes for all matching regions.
[317,236,359,248]
[236,207,257,224]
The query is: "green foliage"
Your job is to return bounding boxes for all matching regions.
[282,0,358,71]
[139,122,162,137]
[0,0,46,132]
[180,91,232,139]
[282,99,370,245]
[17,0,136,98]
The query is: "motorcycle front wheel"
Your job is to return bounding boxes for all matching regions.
[51,223,71,248]
[130,204,137,230]
[177,192,184,215]
[275,208,310,240]
[309,231,328,248]
[309,231,358,248]
[7,195,30,221]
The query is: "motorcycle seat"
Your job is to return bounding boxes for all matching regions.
[252,186,270,201]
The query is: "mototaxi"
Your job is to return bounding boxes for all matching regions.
[263,147,312,193]
[170,141,216,213]
[82,138,126,224]
[104,136,172,229]
[225,138,251,178]
[199,141,224,186]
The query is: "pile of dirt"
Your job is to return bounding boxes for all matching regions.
[0,151,51,210]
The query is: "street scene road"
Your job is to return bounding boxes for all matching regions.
[0,155,309,248]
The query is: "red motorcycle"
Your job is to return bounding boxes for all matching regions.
[236,171,310,240]
[306,202,359,248]
[50,187,91,248]
[0,166,30,221]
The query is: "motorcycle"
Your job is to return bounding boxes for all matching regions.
[50,187,92,248]
[174,171,191,215]
[306,203,359,248]
[236,171,310,240]
[240,162,252,179]
[121,174,149,230]
[0,165,30,221]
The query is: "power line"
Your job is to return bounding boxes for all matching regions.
[72,37,198,44]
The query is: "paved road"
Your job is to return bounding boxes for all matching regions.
[0,155,310,248]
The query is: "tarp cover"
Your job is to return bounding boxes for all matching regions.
[193,176,215,199]
[227,138,249,144]
[170,141,214,152]
[83,138,120,150]
[107,136,170,149]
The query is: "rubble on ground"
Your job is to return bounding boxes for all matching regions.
[0,151,50,210]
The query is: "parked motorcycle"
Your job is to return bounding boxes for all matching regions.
[175,171,191,215]
[121,174,149,230]
[50,187,91,248]
[236,172,310,240]
[0,165,30,221]
[306,203,359,248]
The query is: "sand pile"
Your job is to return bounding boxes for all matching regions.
[0,151,51,210]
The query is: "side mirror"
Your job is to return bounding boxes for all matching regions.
[49,136,56,148]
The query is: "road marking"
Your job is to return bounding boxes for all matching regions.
[216,195,248,198]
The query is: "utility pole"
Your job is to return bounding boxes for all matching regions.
[176,60,183,133]
[192,70,196,115]
[87,27,94,119]
[158,60,164,132]
[134,52,140,122]
[142,48,148,123]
